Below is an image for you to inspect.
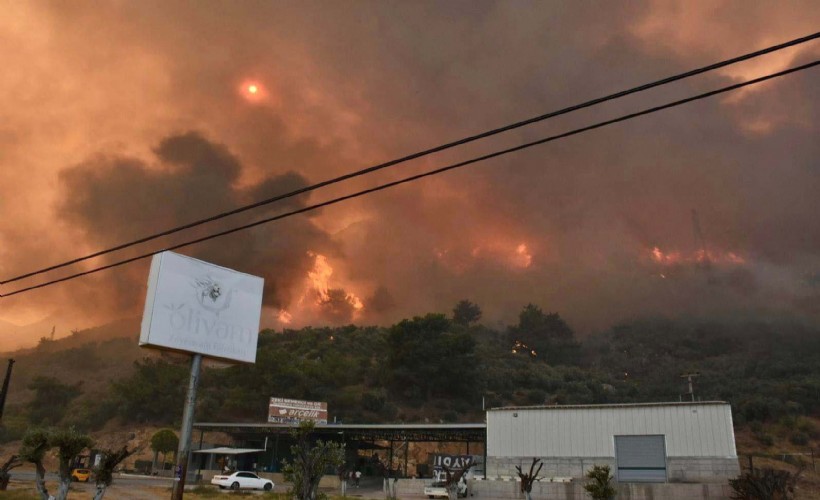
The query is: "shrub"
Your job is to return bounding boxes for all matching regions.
[789,432,809,446]
[584,465,616,500]
[729,467,800,500]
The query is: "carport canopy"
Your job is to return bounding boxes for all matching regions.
[193,447,264,455]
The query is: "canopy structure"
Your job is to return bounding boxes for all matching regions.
[192,422,488,476]
[193,447,265,455]
[193,422,486,443]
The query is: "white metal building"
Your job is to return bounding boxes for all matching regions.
[486,401,740,483]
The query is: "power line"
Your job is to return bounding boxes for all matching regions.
[2,58,817,299]
[2,32,818,286]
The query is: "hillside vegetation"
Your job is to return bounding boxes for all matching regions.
[2,303,820,451]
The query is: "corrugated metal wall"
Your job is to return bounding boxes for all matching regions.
[487,403,736,458]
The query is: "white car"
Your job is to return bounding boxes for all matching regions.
[211,471,274,491]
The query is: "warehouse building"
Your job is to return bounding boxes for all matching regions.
[486,401,739,483]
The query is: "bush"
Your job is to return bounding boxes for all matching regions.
[729,467,800,499]
[584,465,616,500]
[754,432,774,447]
[789,432,809,446]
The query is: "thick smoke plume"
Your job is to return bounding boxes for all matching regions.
[1,2,819,349]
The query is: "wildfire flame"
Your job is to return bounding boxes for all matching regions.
[307,252,364,310]
[649,246,747,266]
[277,310,293,324]
[514,243,533,268]
[434,241,534,272]
[307,252,333,302]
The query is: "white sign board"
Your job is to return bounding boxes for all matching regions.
[268,397,328,424]
[140,251,264,363]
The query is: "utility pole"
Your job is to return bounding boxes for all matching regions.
[0,359,15,422]
[681,372,700,402]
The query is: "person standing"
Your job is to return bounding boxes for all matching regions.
[354,469,361,487]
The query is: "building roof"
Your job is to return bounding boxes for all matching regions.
[193,447,265,455]
[193,422,487,442]
[488,401,729,411]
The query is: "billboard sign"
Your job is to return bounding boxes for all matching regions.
[140,251,264,363]
[268,397,328,424]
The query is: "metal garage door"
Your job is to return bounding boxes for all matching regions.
[615,435,667,482]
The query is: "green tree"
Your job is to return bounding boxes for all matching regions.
[27,376,83,425]
[19,428,51,500]
[584,465,616,500]
[282,421,345,500]
[507,304,580,365]
[452,300,482,326]
[109,359,187,424]
[150,429,178,472]
[50,427,95,500]
[387,314,478,401]
[93,445,137,500]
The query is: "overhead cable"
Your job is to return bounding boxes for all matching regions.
[2,58,817,298]
[2,31,818,286]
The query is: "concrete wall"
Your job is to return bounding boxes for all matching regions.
[486,456,740,483]
[667,457,740,483]
[396,478,733,499]
[486,456,615,480]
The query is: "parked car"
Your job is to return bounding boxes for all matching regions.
[71,468,92,482]
[211,471,274,491]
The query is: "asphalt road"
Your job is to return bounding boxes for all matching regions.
[10,470,175,488]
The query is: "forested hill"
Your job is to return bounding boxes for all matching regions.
[2,303,820,446]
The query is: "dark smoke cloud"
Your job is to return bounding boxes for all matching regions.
[58,131,337,314]
[1,1,819,343]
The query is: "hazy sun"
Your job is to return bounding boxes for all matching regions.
[240,81,265,102]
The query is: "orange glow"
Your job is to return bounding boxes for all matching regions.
[648,246,746,266]
[514,243,533,268]
[307,252,333,302]
[306,252,365,310]
[239,80,266,102]
[277,310,292,324]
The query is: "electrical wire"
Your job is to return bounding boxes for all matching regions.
[2,58,817,299]
[2,31,818,286]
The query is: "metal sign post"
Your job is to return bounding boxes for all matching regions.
[171,353,203,500]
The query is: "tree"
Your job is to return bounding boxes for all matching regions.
[387,314,478,401]
[93,445,138,500]
[515,458,543,500]
[584,465,616,500]
[442,463,475,500]
[282,421,345,500]
[109,359,187,424]
[452,300,482,326]
[150,429,179,473]
[0,454,21,490]
[27,376,83,425]
[19,428,51,500]
[507,304,580,365]
[50,427,95,500]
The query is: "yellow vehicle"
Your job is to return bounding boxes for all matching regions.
[71,468,92,482]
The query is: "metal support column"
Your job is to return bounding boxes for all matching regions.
[171,353,203,500]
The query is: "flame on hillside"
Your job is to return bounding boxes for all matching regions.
[276,252,365,326]
[649,246,746,266]
[434,240,535,272]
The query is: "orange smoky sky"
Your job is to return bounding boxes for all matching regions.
[1,1,819,349]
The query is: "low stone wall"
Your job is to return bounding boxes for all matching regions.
[396,477,733,499]
[487,456,740,483]
[486,457,615,480]
[472,480,732,500]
